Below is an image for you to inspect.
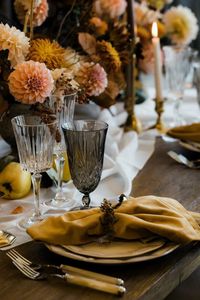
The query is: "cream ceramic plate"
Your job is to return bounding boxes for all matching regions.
[179,141,200,152]
[0,231,16,248]
[63,239,165,259]
[45,242,180,265]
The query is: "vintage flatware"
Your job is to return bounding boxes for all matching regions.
[167,151,200,169]
[6,249,124,286]
[12,260,126,296]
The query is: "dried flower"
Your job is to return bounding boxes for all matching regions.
[75,62,108,97]
[163,5,199,45]
[51,68,80,97]
[96,40,121,72]
[89,17,108,36]
[93,0,127,19]
[8,60,54,104]
[138,42,155,74]
[0,23,29,67]
[135,3,161,27]
[64,48,81,73]
[14,0,49,27]
[28,39,66,69]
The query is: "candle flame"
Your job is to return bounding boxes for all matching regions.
[152,22,158,38]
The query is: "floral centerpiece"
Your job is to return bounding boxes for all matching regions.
[0,0,132,120]
[134,0,199,73]
[0,0,199,141]
[0,0,134,153]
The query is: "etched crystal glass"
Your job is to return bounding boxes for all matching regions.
[62,120,108,209]
[12,115,57,228]
[45,93,76,207]
[163,45,192,126]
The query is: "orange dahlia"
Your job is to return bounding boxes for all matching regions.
[8,60,54,104]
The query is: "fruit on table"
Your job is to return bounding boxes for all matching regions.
[53,152,71,182]
[0,162,31,199]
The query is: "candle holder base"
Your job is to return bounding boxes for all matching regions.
[147,98,166,134]
[148,121,167,134]
[124,113,142,133]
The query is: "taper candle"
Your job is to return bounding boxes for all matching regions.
[152,21,163,101]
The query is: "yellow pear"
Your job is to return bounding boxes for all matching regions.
[53,152,71,182]
[0,162,31,199]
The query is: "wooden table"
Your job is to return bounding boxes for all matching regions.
[1,138,200,300]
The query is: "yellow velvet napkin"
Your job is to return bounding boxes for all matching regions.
[27,196,200,246]
[0,230,9,246]
[167,123,200,143]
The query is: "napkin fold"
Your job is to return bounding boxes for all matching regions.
[27,196,200,246]
[0,230,9,246]
[167,123,200,142]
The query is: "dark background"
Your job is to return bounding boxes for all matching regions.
[0,0,199,51]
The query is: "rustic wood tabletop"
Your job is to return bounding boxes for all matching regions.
[1,138,200,300]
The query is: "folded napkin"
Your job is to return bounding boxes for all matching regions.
[0,230,9,246]
[27,196,200,246]
[167,123,200,143]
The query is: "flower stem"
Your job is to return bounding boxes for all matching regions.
[30,0,34,40]
[23,10,30,35]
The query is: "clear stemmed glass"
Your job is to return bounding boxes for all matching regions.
[62,120,108,209]
[11,115,57,228]
[45,93,76,207]
[163,45,192,127]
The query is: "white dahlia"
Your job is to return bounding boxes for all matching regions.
[163,5,199,45]
[0,23,29,67]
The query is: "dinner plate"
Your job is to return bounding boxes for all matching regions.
[179,140,200,152]
[0,231,16,248]
[45,242,180,265]
[63,239,165,259]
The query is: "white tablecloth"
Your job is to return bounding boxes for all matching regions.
[0,81,199,249]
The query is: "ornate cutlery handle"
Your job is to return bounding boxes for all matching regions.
[61,264,124,286]
[64,273,126,295]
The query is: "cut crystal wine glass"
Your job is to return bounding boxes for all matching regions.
[163,45,192,127]
[62,120,108,209]
[12,115,57,228]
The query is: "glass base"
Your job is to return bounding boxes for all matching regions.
[18,214,44,229]
[162,135,177,143]
[44,197,74,208]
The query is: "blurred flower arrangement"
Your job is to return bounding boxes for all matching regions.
[0,0,199,129]
[0,0,133,123]
[135,0,199,73]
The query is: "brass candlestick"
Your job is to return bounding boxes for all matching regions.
[124,0,141,133]
[148,98,166,133]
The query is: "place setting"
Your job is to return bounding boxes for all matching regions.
[1,0,200,299]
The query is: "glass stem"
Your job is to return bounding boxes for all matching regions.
[31,173,42,219]
[82,193,91,208]
[173,97,184,126]
[56,155,65,194]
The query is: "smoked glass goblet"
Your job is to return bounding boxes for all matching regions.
[12,115,57,228]
[62,120,108,209]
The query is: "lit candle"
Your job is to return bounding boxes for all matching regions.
[152,21,163,101]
